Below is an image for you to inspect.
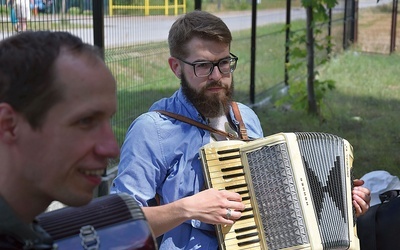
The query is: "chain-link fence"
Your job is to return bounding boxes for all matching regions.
[0,0,372,149]
[356,0,399,54]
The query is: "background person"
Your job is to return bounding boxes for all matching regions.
[14,0,32,31]
[110,10,371,249]
[0,31,120,248]
[7,0,19,31]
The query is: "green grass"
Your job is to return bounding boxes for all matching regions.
[103,2,399,179]
[110,34,399,181]
[109,38,400,180]
[257,51,400,179]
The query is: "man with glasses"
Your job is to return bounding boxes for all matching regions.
[111,10,370,249]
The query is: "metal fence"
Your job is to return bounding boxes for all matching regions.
[108,0,186,16]
[356,0,399,54]
[0,0,373,149]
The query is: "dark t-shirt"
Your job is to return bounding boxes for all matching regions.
[0,196,55,249]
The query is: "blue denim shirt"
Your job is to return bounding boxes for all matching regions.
[110,88,263,249]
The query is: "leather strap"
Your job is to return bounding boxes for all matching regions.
[155,110,241,140]
[231,102,249,140]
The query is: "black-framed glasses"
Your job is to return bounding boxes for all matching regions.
[177,53,238,77]
[379,190,400,203]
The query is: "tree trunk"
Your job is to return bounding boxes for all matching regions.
[306,6,318,115]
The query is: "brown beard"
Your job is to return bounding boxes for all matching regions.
[181,73,234,118]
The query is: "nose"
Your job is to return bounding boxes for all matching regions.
[208,65,222,80]
[95,123,120,159]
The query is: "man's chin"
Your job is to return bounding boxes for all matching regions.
[58,191,93,207]
[204,91,225,100]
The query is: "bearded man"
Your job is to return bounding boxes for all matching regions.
[110,10,370,250]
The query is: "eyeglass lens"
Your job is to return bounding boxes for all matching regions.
[194,58,236,77]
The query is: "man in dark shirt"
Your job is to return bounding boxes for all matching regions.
[0,31,120,249]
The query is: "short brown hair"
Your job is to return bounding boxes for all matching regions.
[168,10,232,59]
[0,31,102,129]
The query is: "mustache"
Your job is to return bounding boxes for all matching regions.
[205,81,225,89]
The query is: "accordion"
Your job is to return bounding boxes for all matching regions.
[37,193,157,250]
[199,132,360,250]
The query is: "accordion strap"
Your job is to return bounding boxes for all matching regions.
[231,102,249,140]
[156,108,243,140]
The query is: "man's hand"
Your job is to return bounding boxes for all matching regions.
[185,188,245,225]
[353,179,371,217]
[142,188,245,237]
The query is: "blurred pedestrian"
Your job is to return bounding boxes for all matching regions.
[14,0,32,31]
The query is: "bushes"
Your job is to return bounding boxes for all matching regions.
[0,4,9,15]
[68,6,81,15]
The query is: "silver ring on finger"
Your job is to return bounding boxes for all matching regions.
[226,208,232,219]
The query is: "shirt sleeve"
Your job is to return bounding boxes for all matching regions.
[110,112,167,207]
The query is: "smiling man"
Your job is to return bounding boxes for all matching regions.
[0,31,120,248]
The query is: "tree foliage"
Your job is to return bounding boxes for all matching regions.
[277,0,338,118]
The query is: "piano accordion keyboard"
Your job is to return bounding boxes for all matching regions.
[200,140,267,249]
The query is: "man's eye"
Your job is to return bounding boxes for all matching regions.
[196,62,212,69]
[220,59,230,66]
[78,117,95,127]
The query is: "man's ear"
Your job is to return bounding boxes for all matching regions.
[168,57,182,79]
[0,103,18,143]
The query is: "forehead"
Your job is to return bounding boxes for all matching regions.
[185,37,230,60]
[49,51,116,115]
[54,51,115,93]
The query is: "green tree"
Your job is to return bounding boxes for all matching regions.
[280,0,337,118]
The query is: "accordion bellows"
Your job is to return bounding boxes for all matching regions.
[200,132,360,250]
[37,193,157,250]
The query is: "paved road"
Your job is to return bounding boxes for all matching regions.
[102,8,307,47]
[1,0,392,46]
[101,0,393,47]
[92,0,394,47]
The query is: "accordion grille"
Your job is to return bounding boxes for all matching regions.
[243,132,353,249]
[296,132,351,248]
[245,142,309,249]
